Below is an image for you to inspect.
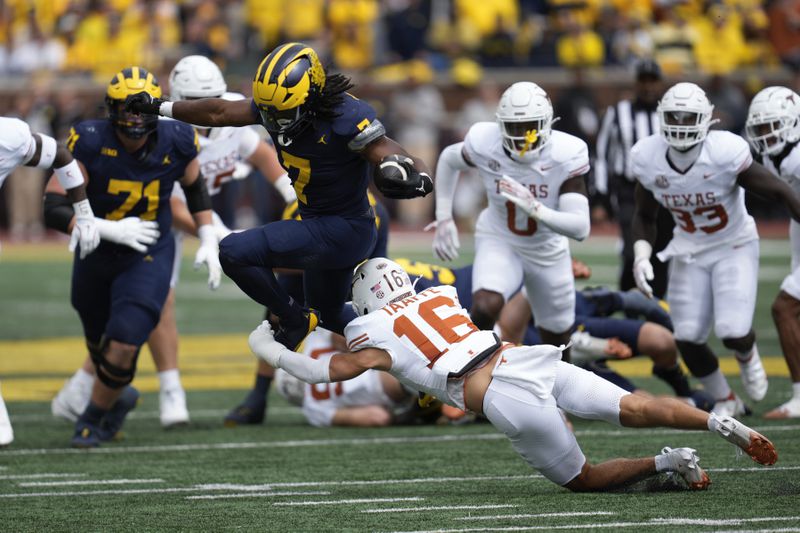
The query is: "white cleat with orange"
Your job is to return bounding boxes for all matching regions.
[709,413,778,465]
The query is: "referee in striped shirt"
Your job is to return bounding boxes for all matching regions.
[595,59,674,298]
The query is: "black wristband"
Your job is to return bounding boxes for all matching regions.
[183,178,211,213]
[43,192,74,234]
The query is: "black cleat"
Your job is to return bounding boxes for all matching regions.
[224,394,266,427]
[100,386,140,441]
[274,309,319,351]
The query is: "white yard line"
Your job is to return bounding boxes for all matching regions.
[0,473,87,480]
[3,424,798,457]
[197,475,543,489]
[18,478,163,487]
[10,407,300,423]
[275,497,424,507]
[391,516,800,533]
[456,512,617,521]
[186,491,330,500]
[362,505,518,514]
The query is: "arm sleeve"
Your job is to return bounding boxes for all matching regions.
[275,346,332,384]
[434,142,471,221]
[535,192,591,241]
[236,126,262,159]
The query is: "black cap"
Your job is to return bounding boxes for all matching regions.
[635,59,662,81]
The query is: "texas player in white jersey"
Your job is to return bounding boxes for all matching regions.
[0,116,102,447]
[431,82,590,355]
[273,328,419,427]
[251,258,777,491]
[631,82,800,417]
[746,86,800,419]
[51,56,295,429]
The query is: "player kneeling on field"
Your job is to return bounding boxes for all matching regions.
[251,258,777,491]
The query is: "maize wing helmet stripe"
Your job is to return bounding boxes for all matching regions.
[253,43,326,112]
[106,66,162,101]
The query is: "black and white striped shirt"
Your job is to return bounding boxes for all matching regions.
[595,100,659,194]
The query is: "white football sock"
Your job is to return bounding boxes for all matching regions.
[158,369,182,392]
[74,368,95,389]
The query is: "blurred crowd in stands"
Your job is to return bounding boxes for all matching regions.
[0,0,799,238]
[1,0,799,78]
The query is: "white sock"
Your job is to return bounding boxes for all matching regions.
[792,382,800,400]
[74,368,94,389]
[158,369,182,392]
[698,370,731,400]
[654,453,672,472]
[706,412,721,433]
[735,343,758,363]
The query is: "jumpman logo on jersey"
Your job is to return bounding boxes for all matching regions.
[162,155,171,165]
[317,134,327,145]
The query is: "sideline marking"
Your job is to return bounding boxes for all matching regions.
[275,497,423,507]
[391,515,800,533]
[186,491,329,500]
[456,512,616,521]
[19,478,163,487]
[362,505,518,514]
[0,473,86,480]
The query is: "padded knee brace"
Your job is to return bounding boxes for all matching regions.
[721,330,755,353]
[675,340,719,378]
[87,337,140,389]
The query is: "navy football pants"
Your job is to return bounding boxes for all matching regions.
[219,214,377,334]
[71,238,174,347]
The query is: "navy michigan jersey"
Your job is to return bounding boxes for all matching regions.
[67,119,199,250]
[252,93,376,218]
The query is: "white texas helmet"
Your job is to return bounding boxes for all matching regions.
[169,55,227,101]
[745,86,800,156]
[496,81,556,162]
[657,82,716,150]
[274,369,305,407]
[351,258,414,317]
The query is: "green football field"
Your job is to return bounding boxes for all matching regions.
[1,235,799,532]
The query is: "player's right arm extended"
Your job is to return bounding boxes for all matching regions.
[126,93,259,127]
[426,143,471,261]
[248,321,391,383]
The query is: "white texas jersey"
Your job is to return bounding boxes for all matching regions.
[344,285,501,410]
[196,92,262,196]
[0,117,36,187]
[759,143,800,268]
[464,122,590,256]
[632,131,757,260]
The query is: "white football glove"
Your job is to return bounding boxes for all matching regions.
[211,211,232,241]
[95,217,160,253]
[498,175,541,219]
[195,224,222,290]
[424,219,460,261]
[632,240,655,299]
[68,199,100,259]
[273,173,297,204]
[248,320,285,367]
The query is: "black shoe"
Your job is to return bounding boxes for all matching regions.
[100,386,140,441]
[71,421,107,448]
[224,392,266,427]
[274,309,320,351]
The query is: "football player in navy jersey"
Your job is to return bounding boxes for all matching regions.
[224,192,391,426]
[126,43,433,353]
[43,67,222,447]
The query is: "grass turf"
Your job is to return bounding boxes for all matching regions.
[0,236,799,532]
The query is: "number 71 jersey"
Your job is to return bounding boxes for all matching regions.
[343,284,499,410]
[631,130,758,260]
